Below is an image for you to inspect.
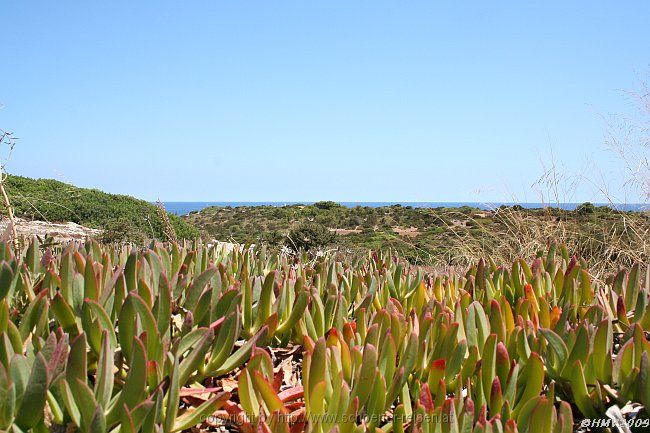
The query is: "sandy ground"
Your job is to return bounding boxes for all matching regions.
[0,217,101,242]
[392,226,420,237]
[329,228,363,235]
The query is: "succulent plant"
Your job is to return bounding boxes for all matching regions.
[0,239,648,432]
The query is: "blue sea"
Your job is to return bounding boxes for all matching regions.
[162,201,647,216]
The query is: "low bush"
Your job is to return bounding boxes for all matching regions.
[4,174,200,241]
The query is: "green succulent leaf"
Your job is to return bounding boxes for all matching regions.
[14,353,49,430]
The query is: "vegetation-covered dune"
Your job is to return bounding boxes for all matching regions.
[0,239,649,432]
[4,175,200,242]
[185,201,649,278]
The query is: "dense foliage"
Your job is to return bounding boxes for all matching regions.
[0,239,649,432]
[185,202,649,275]
[4,175,200,241]
[287,222,336,251]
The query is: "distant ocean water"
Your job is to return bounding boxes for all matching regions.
[162,201,647,216]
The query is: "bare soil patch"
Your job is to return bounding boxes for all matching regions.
[392,226,420,237]
[0,217,100,241]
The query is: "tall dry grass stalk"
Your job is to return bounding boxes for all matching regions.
[440,80,650,280]
[0,129,18,249]
[156,200,178,243]
[438,205,648,282]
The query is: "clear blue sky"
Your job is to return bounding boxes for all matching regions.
[2,1,649,202]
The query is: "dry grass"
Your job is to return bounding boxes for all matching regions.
[437,205,649,281]
[442,80,650,281]
[156,200,178,243]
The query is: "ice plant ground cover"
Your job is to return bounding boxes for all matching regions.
[0,239,649,433]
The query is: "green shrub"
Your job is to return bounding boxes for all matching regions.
[576,202,596,215]
[313,200,342,210]
[5,174,200,242]
[100,219,147,244]
[287,222,335,250]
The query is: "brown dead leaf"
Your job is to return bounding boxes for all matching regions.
[278,386,304,403]
[272,370,283,393]
[276,356,300,389]
[179,386,223,399]
[221,378,238,393]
